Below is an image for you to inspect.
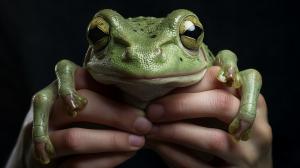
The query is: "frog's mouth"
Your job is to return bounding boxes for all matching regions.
[88,67,207,86]
[119,68,207,84]
[88,67,207,102]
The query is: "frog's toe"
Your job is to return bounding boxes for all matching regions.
[217,68,227,83]
[63,93,87,117]
[33,136,55,164]
[229,117,252,141]
[217,66,241,88]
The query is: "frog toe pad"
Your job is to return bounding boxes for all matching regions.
[34,136,55,164]
[229,118,252,141]
[63,93,87,117]
[217,66,241,88]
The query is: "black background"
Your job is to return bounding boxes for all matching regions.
[0,0,298,167]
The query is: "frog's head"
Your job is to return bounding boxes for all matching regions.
[84,9,209,102]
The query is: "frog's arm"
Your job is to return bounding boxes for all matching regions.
[202,45,262,140]
[32,82,57,164]
[32,60,87,164]
[230,68,262,140]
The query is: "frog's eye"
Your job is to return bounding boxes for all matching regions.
[179,16,204,51]
[87,17,110,51]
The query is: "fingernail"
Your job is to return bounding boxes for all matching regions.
[129,135,145,147]
[133,117,152,134]
[147,104,164,121]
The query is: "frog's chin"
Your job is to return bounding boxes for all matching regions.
[89,68,207,103]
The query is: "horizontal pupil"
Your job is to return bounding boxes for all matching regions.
[88,27,106,44]
[183,26,202,39]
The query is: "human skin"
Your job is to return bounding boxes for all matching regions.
[6,66,271,168]
[6,68,152,168]
[146,66,272,168]
[32,9,263,164]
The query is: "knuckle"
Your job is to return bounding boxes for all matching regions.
[63,128,82,151]
[109,132,125,149]
[243,157,259,168]
[255,95,272,146]
[257,123,273,146]
[157,123,182,141]
[206,130,228,153]
[213,90,237,112]
[161,96,187,117]
[242,149,263,168]
[172,98,187,115]
[165,124,181,140]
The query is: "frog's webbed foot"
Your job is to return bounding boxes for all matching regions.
[62,92,87,117]
[215,50,241,88]
[228,113,252,141]
[217,65,241,88]
[55,59,87,117]
[33,134,55,164]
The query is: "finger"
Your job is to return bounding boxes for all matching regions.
[50,128,145,157]
[148,96,272,166]
[147,89,239,123]
[59,152,135,168]
[50,89,152,134]
[148,122,240,162]
[250,95,272,154]
[149,141,213,168]
[257,95,269,121]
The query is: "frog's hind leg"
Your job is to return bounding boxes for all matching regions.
[32,81,57,164]
[229,69,262,140]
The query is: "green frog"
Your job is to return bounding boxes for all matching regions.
[32,9,262,164]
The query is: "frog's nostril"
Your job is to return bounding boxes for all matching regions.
[121,47,163,63]
[121,47,132,62]
[150,34,157,38]
[155,48,162,56]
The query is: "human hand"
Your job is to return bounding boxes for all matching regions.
[25,68,152,168]
[146,66,272,168]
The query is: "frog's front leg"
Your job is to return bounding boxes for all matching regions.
[55,59,87,117]
[229,69,262,140]
[32,60,87,164]
[214,50,262,140]
[32,82,57,164]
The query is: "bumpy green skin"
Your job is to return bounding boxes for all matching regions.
[32,9,262,164]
